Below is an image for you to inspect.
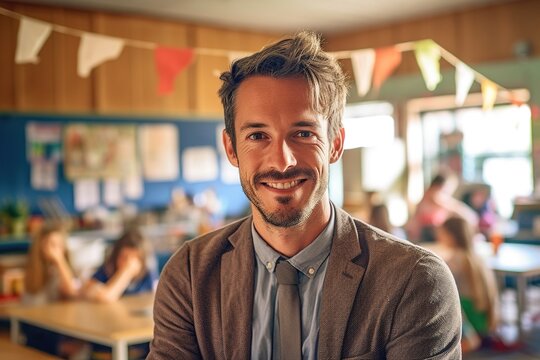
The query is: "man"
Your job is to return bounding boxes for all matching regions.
[148,31,461,359]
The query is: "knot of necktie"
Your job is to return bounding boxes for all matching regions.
[275,260,299,285]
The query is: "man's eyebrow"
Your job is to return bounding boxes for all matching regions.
[239,122,268,132]
[294,120,320,128]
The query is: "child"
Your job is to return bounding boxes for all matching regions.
[22,223,83,357]
[83,228,158,303]
[24,222,80,304]
[435,216,499,352]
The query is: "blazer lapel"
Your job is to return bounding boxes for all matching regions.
[318,207,367,359]
[221,218,255,360]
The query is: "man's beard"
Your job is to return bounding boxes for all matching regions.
[240,167,327,228]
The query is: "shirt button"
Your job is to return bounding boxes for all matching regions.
[308,267,315,275]
[266,262,273,270]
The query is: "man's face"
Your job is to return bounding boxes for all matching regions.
[223,76,344,227]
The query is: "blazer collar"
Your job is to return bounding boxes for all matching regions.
[318,205,368,359]
[221,217,255,360]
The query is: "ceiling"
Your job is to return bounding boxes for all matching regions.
[11,0,509,35]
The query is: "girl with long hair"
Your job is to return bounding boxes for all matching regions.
[436,216,499,351]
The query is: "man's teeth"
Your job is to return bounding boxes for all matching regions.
[266,180,300,189]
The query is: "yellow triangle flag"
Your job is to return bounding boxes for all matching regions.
[481,79,498,111]
[414,40,442,91]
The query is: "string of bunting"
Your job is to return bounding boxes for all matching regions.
[0,6,521,109]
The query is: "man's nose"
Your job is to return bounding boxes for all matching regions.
[268,140,297,172]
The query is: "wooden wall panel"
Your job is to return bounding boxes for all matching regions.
[93,13,135,113]
[52,8,93,112]
[13,4,56,111]
[192,26,280,116]
[0,2,16,110]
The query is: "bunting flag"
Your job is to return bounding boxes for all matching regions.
[414,39,442,91]
[372,46,402,91]
[15,17,52,64]
[350,49,375,97]
[77,33,125,77]
[155,47,194,95]
[481,79,498,111]
[455,62,475,106]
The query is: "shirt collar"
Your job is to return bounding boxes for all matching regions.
[251,204,335,279]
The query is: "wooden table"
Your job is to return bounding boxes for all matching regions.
[0,336,61,360]
[424,242,540,341]
[7,293,154,360]
[485,243,540,341]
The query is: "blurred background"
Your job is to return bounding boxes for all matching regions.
[1,0,540,359]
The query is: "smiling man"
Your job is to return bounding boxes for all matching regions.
[148,32,461,359]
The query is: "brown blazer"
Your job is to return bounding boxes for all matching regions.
[148,206,461,359]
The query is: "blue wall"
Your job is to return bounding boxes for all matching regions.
[0,113,249,218]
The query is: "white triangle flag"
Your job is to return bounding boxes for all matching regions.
[15,17,53,64]
[455,62,475,106]
[77,33,125,77]
[350,49,375,97]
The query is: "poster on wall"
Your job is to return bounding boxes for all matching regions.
[182,146,218,182]
[26,122,62,190]
[64,124,139,180]
[139,124,179,181]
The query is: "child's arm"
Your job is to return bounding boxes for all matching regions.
[83,255,142,303]
[43,241,79,298]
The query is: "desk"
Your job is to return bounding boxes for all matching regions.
[0,336,61,360]
[485,243,540,341]
[7,293,154,360]
[424,242,540,342]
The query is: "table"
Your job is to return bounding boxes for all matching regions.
[424,242,540,341]
[484,243,540,341]
[7,293,154,360]
[0,336,61,360]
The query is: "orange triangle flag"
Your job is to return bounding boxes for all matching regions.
[372,46,402,91]
[155,47,194,95]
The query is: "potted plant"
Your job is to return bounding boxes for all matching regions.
[1,200,29,237]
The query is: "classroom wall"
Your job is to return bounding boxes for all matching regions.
[0,113,249,217]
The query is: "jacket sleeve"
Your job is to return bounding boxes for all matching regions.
[386,253,462,359]
[147,245,202,359]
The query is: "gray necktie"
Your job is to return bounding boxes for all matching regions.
[275,260,302,360]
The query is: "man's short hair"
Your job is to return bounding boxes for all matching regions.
[218,31,348,151]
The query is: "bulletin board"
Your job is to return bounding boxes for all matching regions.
[0,113,248,218]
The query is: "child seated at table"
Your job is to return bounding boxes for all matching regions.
[435,216,499,352]
[82,227,158,359]
[22,222,83,357]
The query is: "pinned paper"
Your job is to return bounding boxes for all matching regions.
[104,179,123,207]
[350,49,375,97]
[139,125,179,180]
[77,33,124,77]
[455,62,475,106]
[74,179,100,211]
[124,176,143,199]
[372,46,402,91]
[15,17,52,64]
[31,160,57,190]
[481,79,498,111]
[155,47,194,94]
[182,147,218,182]
[221,156,240,184]
[414,40,442,91]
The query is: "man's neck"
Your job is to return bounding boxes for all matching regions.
[252,201,332,258]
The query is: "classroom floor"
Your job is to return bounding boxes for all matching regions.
[465,287,540,360]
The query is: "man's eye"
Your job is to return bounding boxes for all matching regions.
[296,131,313,138]
[248,133,265,140]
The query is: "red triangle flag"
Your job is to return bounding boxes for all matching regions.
[155,47,194,95]
[372,46,402,91]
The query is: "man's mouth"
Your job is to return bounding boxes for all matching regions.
[264,180,302,190]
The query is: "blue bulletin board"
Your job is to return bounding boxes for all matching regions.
[0,112,249,218]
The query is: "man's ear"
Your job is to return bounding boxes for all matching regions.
[223,129,239,167]
[330,127,345,164]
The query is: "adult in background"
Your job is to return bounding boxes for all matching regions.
[148,31,461,359]
[406,171,478,243]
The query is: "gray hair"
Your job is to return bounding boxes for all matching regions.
[218,31,348,151]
